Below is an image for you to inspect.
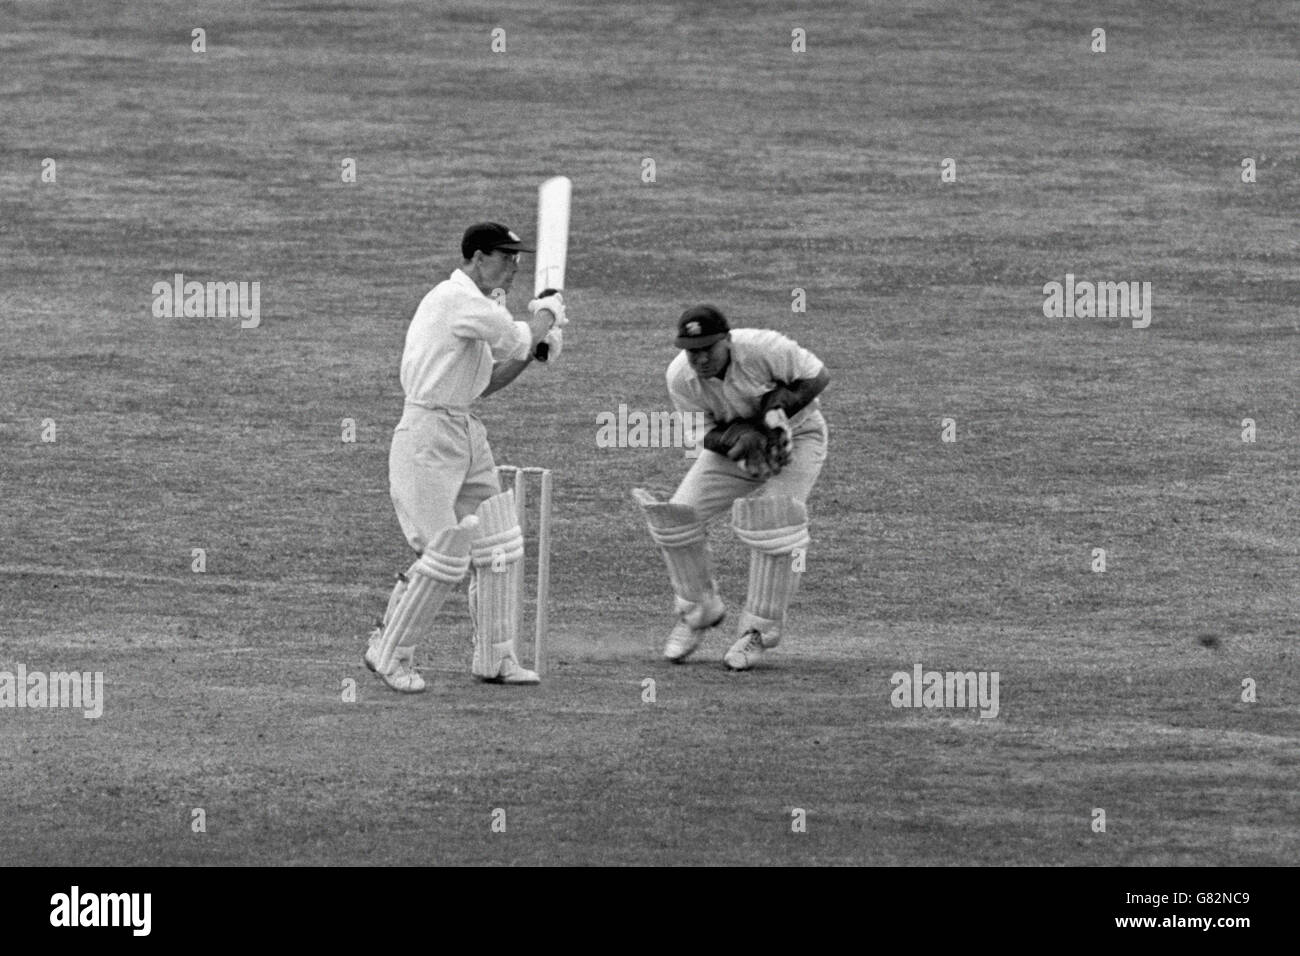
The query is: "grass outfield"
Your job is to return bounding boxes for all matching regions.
[1,0,1296,865]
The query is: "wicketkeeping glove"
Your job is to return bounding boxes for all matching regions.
[726,428,774,479]
[742,445,775,479]
[762,409,793,472]
[725,427,767,463]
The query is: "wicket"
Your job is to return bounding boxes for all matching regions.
[495,465,552,676]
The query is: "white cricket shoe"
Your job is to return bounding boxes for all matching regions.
[664,619,705,662]
[724,630,767,671]
[478,658,540,685]
[364,631,427,693]
[663,607,725,663]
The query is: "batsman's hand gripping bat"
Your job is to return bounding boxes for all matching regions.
[532,176,571,361]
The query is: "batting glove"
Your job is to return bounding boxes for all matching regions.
[528,292,567,328]
[538,326,563,362]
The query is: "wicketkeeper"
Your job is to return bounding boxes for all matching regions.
[634,305,830,669]
[363,222,566,693]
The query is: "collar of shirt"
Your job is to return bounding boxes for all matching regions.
[450,268,488,299]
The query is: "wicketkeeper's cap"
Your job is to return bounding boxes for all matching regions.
[462,222,535,258]
[675,304,730,349]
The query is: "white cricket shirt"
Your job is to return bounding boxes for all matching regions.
[666,328,825,430]
[399,269,532,408]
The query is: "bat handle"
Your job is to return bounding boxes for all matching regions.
[533,288,560,362]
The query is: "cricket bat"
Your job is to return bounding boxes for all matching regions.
[532,175,570,361]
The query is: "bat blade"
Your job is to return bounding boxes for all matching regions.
[533,176,571,361]
[534,175,571,297]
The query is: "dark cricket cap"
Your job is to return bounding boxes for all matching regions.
[461,222,535,258]
[675,304,730,349]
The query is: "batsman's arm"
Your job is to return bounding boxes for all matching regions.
[479,356,533,397]
[478,310,552,397]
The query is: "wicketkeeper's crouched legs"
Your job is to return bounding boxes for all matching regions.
[633,488,725,659]
[368,514,480,690]
[726,496,810,670]
[468,491,538,682]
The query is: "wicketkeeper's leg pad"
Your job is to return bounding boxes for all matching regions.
[633,488,723,627]
[374,514,480,674]
[469,491,525,678]
[731,496,810,648]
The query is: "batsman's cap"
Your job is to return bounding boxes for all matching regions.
[462,222,534,258]
[674,304,730,349]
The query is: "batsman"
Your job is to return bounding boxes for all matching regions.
[362,218,567,693]
[634,305,830,670]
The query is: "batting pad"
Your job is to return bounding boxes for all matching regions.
[374,514,480,674]
[632,488,722,627]
[381,572,408,628]
[731,496,811,648]
[470,491,525,678]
